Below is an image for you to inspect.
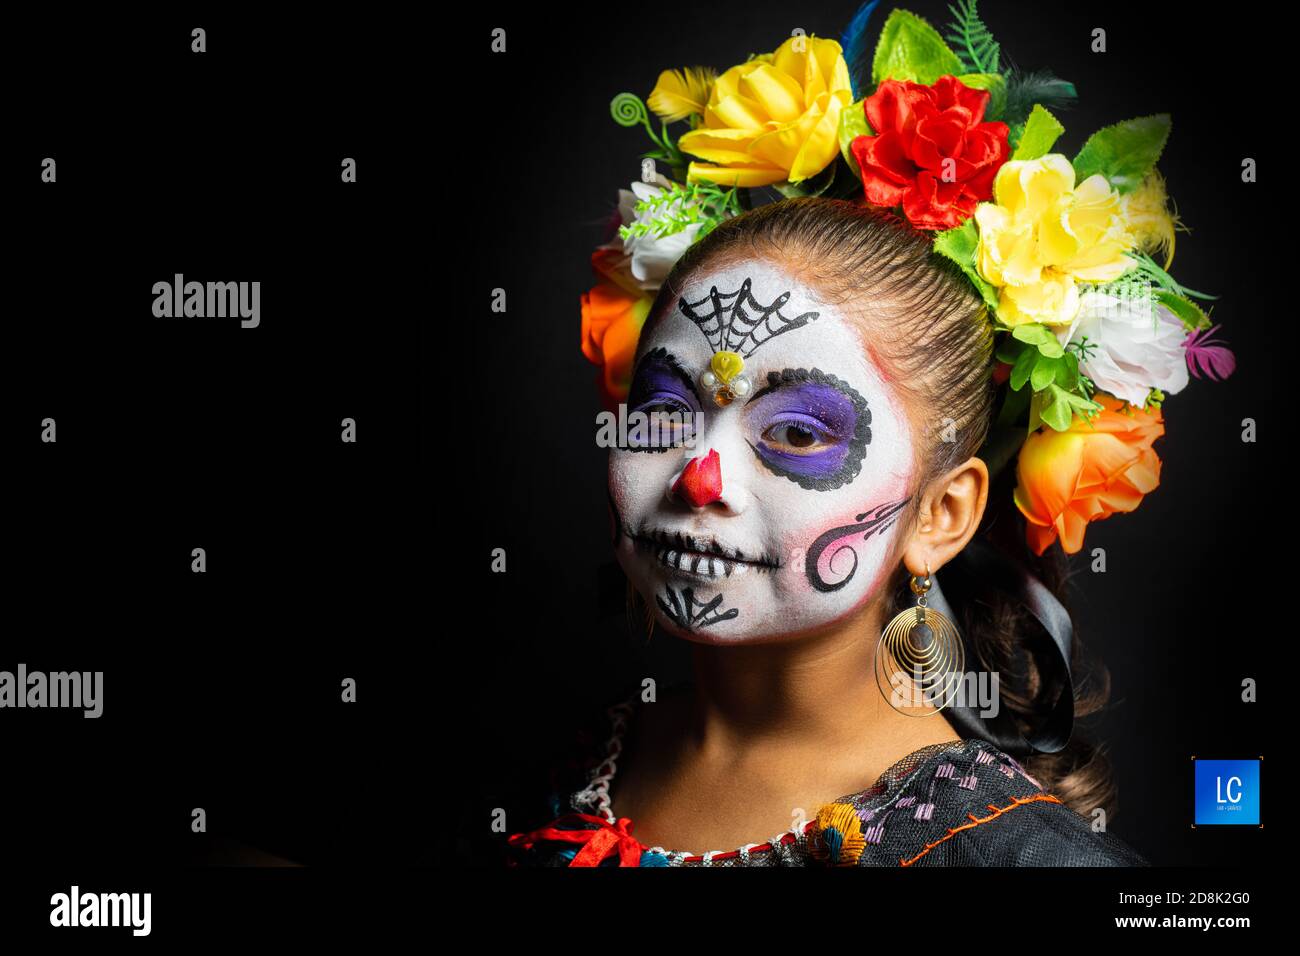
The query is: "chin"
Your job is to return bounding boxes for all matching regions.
[618,550,845,646]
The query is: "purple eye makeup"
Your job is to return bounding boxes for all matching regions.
[624,347,704,452]
[744,368,871,491]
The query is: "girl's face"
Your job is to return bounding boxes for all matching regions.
[609,259,919,644]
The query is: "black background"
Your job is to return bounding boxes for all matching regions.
[0,0,1282,940]
[4,9,428,875]
[462,0,1280,873]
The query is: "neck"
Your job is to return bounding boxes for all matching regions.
[681,598,960,764]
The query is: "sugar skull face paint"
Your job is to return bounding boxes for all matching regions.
[608,260,919,644]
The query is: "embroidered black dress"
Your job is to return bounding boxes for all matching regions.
[504,690,1148,867]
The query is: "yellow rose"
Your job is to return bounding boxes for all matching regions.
[677,36,852,187]
[974,154,1135,327]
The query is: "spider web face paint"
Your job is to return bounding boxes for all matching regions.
[678,277,820,358]
[609,260,918,645]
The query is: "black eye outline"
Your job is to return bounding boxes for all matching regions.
[624,347,705,454]
[744,367,872,491]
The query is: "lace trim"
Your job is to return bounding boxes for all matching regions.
[568,689,976,866]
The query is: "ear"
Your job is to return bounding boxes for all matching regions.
[901,456,989,577]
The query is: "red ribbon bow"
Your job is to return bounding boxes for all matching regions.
[508,813,645,867]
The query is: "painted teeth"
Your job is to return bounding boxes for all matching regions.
[654,547,747,577]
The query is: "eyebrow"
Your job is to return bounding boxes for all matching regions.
[634,347,704,406]
[744,367,870,411]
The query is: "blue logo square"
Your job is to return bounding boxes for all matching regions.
[1194,759,1260,825]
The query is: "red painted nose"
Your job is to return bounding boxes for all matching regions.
[673,449,723,508]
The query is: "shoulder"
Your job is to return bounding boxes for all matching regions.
[812,739,1148,867]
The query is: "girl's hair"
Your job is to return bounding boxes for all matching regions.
[646,196,1118,820]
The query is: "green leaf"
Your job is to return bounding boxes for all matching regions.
[1010,346,1037,390]
[838,98,872,179]
[1039,385,1076,431]
[1006,121,1024,154]
[1011,323,1052,346]
[1029,356,1058,392]
[1073,393,1103,421]
[872,9,964,85]
[1037,337,1064,358]
[994,336,1026,365]
[1155,290,1211,331]
[1010,322,1064,358]
[1055,352,1080,390]
[1027,390,1044,433]
[1011,104,1064,161]
[1072,114,1172,194]
[955,72,1006,121]
[932,219,999,312]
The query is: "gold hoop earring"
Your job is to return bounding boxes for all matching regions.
[875,561,964,716]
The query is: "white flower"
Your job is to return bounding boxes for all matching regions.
[616,173,704,288]
[1056,283,1188,406]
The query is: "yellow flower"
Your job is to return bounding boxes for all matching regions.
[1121,168,1181,270]
[677,36,852,187]
[647,67,717,123]
[974,154,1135,327]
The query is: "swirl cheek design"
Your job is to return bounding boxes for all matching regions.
[805,496,913,593]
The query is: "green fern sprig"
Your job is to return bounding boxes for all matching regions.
[1126,251,1218,302]
[945,0,1001,74]
[618,183,741,241]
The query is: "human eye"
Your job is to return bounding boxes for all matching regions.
[761,414,838,455]
[624,348,703,452]
[746,368,871,491]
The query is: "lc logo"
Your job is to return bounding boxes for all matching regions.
[1193,758,1261,825]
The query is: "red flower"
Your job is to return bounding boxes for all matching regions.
[850,75,1010,231]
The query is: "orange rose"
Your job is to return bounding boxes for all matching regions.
[580,281,652,411]
[1012,394,1164,555]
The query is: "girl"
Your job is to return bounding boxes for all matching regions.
[506,199,1149,866]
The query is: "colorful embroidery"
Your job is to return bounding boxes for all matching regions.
[898,794,1066,867]
[809,803,868,866]
[507,691,1140,867]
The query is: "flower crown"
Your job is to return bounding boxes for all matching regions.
[580,0,1235,557]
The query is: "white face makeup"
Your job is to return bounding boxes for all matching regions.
[608,259,918,644]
